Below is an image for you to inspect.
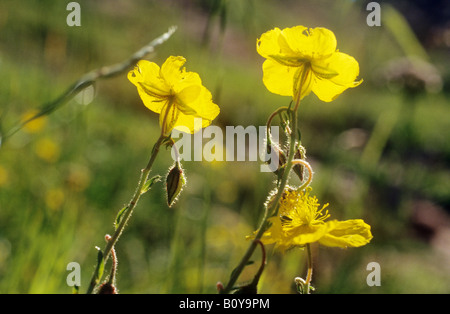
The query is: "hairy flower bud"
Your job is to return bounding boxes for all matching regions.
[292,145,306,181]
[97,282,118,294]
[166,162,186,207]
[267,143,287,175]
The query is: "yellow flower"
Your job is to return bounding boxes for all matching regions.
[128,56,220,135]
[0,166,9,187]
[257,26,362,102]
[45,187,65,211]
[34,137,61,163]
[21,110,47,134]
[257,188,372,252]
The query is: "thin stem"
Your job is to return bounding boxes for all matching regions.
[86,134,166,294]
[266,106,289,135]
[105,235,118,285]
[221,66,310,294]
[305,243,313,294]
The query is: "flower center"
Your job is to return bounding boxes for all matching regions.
[279,189,330,227]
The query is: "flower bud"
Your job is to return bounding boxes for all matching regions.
[267,143,287,175]
[97,282,118,294]
[166,162,186,207]
[292,150,304,181]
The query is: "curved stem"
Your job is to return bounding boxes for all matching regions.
[266,107,289,133]
[291,159,313,191]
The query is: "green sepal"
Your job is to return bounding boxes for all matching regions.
[94,246,105,284]
[114,206,128,230]
[141,175,162,195]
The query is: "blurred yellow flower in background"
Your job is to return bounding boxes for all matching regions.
[45,187,65,211]
[257,188,372,252]
[128,56,220,135]
[0,166,9,187]
[21,110,47,134]
[257,26,362,102]
[34,137,61,163]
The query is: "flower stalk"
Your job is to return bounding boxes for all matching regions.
[304,243,313,294]
[221,73,305,294]
[86,133,166,294]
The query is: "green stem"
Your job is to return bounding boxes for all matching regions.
[86,134,166,294]
[305,243,313,294]
[221,112,297,293]
[221,69,310,294]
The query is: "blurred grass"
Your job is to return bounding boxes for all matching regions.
[0,0,449,294]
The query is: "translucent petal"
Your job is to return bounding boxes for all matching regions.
[311,52,362,102]
[318,219,373,248]
[160,56,186,87]
[128,60,170,113]
[173,71,203,94]
[176,85,201,115]
[281,27,336,60]
[262,59,297,97]
[256,27,283,59]
[128,60,169,95]
[173,87,219,134]
[287,223,330,246]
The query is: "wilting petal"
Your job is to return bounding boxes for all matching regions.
[318,219,373,248]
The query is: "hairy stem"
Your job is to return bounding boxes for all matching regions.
[305,243,313,294]
[86,134,166,294]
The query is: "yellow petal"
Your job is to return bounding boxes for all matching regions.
[256,27,283,59]
[311,52,362,102]
[176,85,201,115]
[287,223,330,246]
[173,71,203,93]
[128,60,170,113]
[173,87,220,134]
[259,216,283,245]
[160,56,186,87]
[262,59,297,97]
[281,26,336,60]
[318,219,373,248]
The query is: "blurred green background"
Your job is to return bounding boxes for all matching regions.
[0,0,449,294]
